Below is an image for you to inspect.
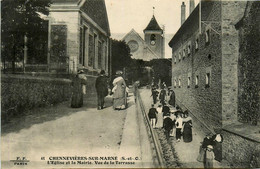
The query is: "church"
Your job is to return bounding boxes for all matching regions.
[122,15,165,61]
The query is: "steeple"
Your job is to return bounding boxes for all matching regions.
[143,15,163,33]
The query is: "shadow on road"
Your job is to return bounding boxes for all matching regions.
[1,94,113,136]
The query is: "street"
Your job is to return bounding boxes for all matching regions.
[1,93,154,168]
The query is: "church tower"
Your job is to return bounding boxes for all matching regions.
[143,15,165,58]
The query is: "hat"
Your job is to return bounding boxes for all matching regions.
[207,145,213,149]
[100,70,105,75]
[78,70,84,74]
[116,70,123,75]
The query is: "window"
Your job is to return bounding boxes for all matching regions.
[98,41,102,69]
[179,52,182,61]
[208,54,212,60]
[195,75,199,88]
[187,76,191,88]
[205,30,210,44]
[174,55,177,63]
[195,38,199,50]
[174,79,177,88]
[79,26,87,66]
[150,34,156,45]
[104,45,107,70]
[205,73,210,88]
[88,34,94,67]
[188,45,191,55]
[178,78,181,88]
[93,34,97,69]
[183,48,186,59]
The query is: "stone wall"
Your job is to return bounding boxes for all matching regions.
[1,74,72,120]
[222,129,260,168]
[221,1,247,126]
[49,11,79,74]
[171,1,222,130]
[237,1,260,125]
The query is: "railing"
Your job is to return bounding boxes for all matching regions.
[136,89,165,168]
[1,62,69,73]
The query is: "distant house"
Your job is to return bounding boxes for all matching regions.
[48,0,111,75]
[122,15,165,61]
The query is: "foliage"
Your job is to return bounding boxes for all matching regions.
[1,0,51,70]
[111,39,132,74]
[146,58,172,86]
[1,75,72,121]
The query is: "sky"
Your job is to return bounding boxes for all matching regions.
[105,0,200,58]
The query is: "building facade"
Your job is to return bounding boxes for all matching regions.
[169,1,260,167]
[48,0,111,75]
[122,15,165,61]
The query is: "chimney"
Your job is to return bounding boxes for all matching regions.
[190,0,195,14]
[181,2,186,25]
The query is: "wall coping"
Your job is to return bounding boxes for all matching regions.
[223,122,260,144]
[1,74,72,83]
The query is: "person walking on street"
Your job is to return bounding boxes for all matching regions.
[182,110,193,142]
[95,70,108,110]
[155,104,163,128]
[112,70,127,110]
[151,87,159,104]
[159,87,167,103]
[163,113,173,139]
[168,89,176,107]
[132,80,140,102]
[148,104,158,128]
[71,70,87,108]
[175,112,183,142]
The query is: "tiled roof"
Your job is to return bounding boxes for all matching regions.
[81,0,110,35]
[144,15,162,31]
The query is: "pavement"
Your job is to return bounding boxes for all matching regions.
[139,88,230,168]
[1,92,154,168]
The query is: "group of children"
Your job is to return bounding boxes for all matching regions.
[148,102,193,143]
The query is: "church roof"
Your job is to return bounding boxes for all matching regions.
[143,15,162,32]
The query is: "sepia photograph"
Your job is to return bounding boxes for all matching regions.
[1,0,259,168]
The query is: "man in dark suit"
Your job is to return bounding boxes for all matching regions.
[95,70,108,110]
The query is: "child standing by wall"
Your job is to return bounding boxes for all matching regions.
[205,145,215,168]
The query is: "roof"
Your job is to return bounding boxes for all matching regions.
[51,0,110,36]
[122,29,144,42]
[80,0,110,35]
[143,15,162,32]
[168,3,200,47]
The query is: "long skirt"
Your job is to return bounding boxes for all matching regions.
[183,124,192,142]
[213,142,222,162]
[156,113,163,128]
[113,96,127,109]
[71,92,83,108]
[176,128,182,140]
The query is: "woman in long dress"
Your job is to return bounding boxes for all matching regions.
[212,129,223,162]
[182,110,193,142]
[71,70,87,108]
[112,71,127,110]
[155,104,163,128]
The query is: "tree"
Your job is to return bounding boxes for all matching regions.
[111,39,132,75]
[147,58,172,86]
[1,0,52,73]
